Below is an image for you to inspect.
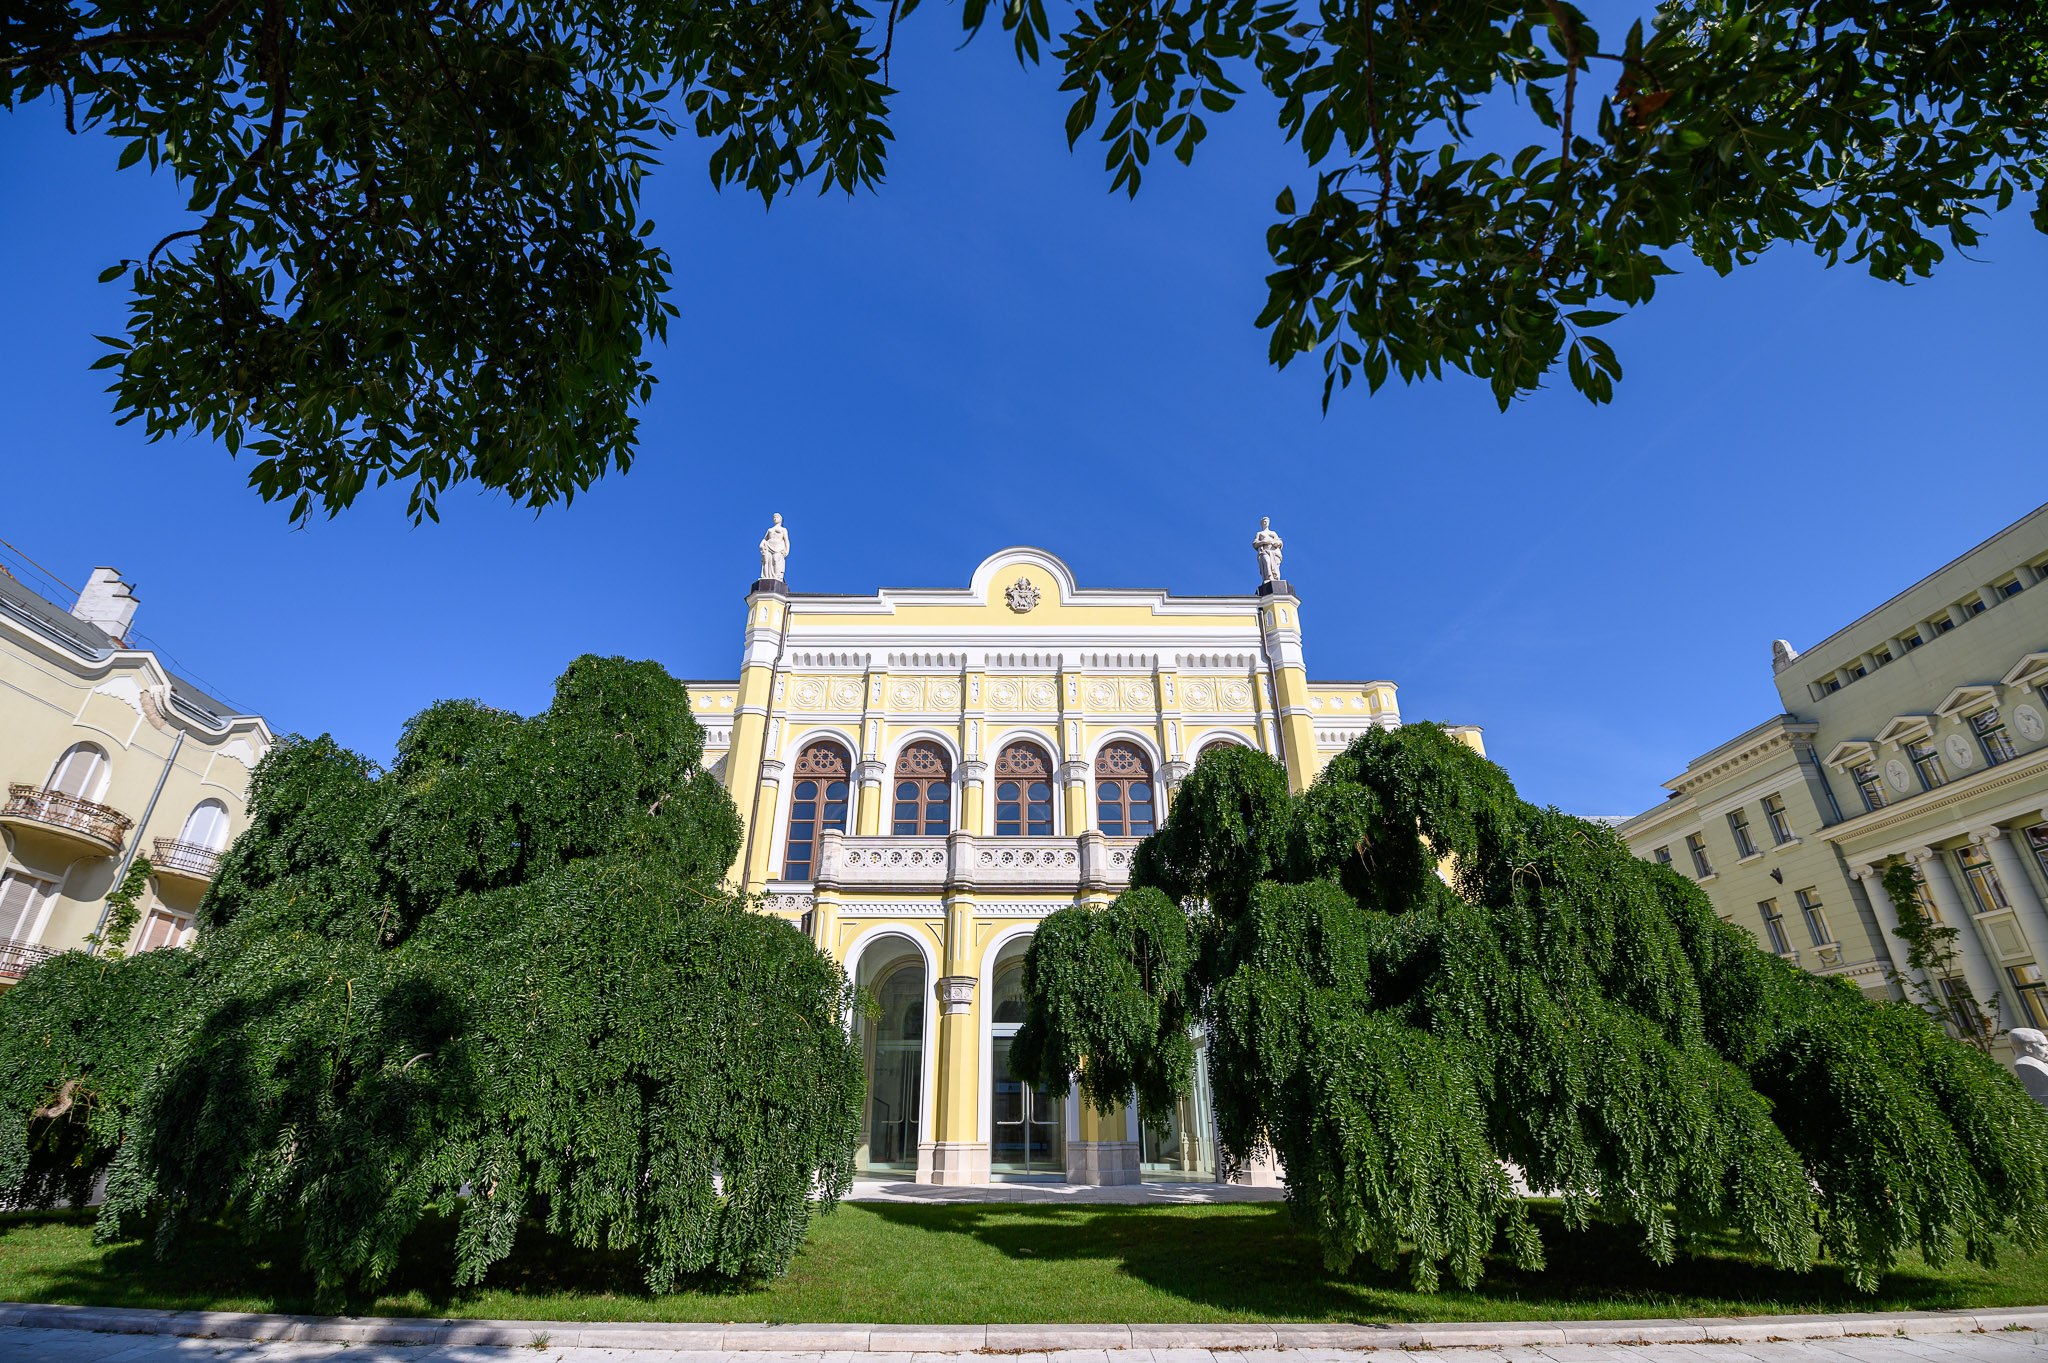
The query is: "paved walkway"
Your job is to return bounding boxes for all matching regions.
[3,1306,2045,1360]
[0,1327,2041,1361]
[844,1180,1283,1203]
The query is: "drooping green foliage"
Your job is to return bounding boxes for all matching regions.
[1016,726,2048,1292]
[7,2,2045,519]
[1880,857,1996,1048]
[0,947,201,1209]
[0,655,861,1304]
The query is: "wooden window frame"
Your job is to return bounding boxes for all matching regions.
[993,742,1054,837]
[782,742,851,881]
[1094,742,1156,838]
[891,742,953,836]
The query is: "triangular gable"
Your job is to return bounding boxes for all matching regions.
[1934,684,2000,720]
[1874,714,1936,747]
[2003,652,2048,689]
[1823,739,1876,770]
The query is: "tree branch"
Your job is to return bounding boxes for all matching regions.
[1,0,251,73]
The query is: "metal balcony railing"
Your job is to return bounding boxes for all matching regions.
[0,941,54,980]
[3,785,131,852]
[152,838,223,880]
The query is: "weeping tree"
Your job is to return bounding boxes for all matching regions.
[0,656,863,1304]
[1013,726,2048,1291]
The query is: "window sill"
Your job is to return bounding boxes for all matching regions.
[1697,873,1720,885]
[1771,837,1803,851]
[1737,853,1765,867]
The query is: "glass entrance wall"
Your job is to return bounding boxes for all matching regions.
[1140,1039,1216,1181]
[988,947,1064,1176]
[856,942,926,1173]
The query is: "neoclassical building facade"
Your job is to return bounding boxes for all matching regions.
[0,562,272,984]
[1618,504,2048,1056]
[687,531,1468,1184]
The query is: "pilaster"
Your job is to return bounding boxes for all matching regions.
[929,887,987,1183]
[1258,585,1319,791]
[855,759,887,836]
[724,581,789,892]
[1059,758,1091,838]
[1067,1098,1139,1186]
[959,762,988,836]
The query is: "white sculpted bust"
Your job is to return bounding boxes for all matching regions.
[759,513,790,582]
[2013,1028,2048,1106]
[1253,516,1283,583]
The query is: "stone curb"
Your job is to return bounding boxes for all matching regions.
[0,1301,2042,1350]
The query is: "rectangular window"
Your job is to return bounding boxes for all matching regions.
[1940,977,1982,1036]
[1762,794,1793,844]
[1955,843,2011,916]
[1969,598,1987,617]
[2004,579,2025,598]
[1873,649,1892,666]
[1823,678,1842,694]
[1686,833,1714,878]
[1850,664,1867,679]
[1852,763,1888,812]
[1727,808,1759,858]
[1653,846,1672,867]
[1759,900,1791,955]
[1972,707,2018,765]
[1796,888,1832,946]
[1933,616,1955,635]
[2010,965,2048,1029]
[1908,741,1948,790]
[0,871,54,943]
[2028,825,2048,885]
[1903,634,1924,650]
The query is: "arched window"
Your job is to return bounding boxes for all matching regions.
[782,742,850,881]
[1095,742,1155,837]
[891,742,952,835]
[1198,737,1245,760]
[993,742,1053,837]
[178,799,231,851]
[46,743,109,801]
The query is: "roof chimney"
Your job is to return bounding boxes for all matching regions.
[72,568,139,643]
[1771,638,1800,673]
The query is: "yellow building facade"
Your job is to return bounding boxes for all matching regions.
[0,562,272,983]
[690,531,1460,1184]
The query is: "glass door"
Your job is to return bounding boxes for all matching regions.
[990,1034,1063,1174]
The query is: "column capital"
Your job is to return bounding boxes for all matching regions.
[936,975,976,1015]
[1908,845,1939,865]
[1970,825,2007,846]
[1852,863,1883,883]
[958,760,988,786]
[760,759,787,784]
[1058,759,1091,787]
[1161,759,1192,789]
[857,759,887,787]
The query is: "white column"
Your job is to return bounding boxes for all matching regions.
[1910,846,2005,1024]
[1853,864,1927,996]
[1973,825,2048,965]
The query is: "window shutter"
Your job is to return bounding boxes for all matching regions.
[0,873,47,943]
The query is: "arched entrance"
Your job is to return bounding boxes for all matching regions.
[988,938,1064,1176]
[853,936,927,1173]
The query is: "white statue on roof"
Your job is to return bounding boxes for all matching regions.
[759,514,789,582]
[1253,517,1283,583]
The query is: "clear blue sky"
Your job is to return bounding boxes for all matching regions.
[4,20,2044,818]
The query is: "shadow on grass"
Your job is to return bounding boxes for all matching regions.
[850,1200,2013,1322]
[0,1200,2032,1323]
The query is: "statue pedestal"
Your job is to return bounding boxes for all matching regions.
[750,577,788,596]
[2018,1056,2048,1106]
[1256,580,1294,598]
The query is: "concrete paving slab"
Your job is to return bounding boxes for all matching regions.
[983,1327,1132,1351]
[718,1327,875,1352]
[1129,1325,1279,1349]
[867,1326,986,1352]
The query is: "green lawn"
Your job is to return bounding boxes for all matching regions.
[0,1201,2042,1323]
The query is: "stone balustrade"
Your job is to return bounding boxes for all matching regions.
[812,830,1140,893]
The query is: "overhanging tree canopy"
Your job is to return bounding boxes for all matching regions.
[5,2,2043,519]
[0,656,863,1305]
[1013,727,2048,1291]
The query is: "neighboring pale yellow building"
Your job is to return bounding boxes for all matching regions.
[693,528,1479,1184]
[0,561,272,982]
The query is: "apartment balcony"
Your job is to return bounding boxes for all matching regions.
[152,837,222,888]
[813,831,1141,894]
[1,785,131,859]
[0,941,54,984]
